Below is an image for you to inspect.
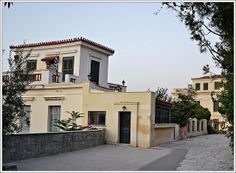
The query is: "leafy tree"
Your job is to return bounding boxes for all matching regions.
[195,104,211,121]
[162,2,234,150]
[155,87,172,103]
[171,89,196,127]
[172,88,211,127]
[54,111,84,131]
[4,2,13,8]
[2,48,32,135]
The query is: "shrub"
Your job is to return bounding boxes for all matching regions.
[54,111,84,131]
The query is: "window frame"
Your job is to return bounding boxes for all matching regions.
[62,56,74,81]
[90,60,100,85]
[88,111,106,126]
[19,105,31,133]
[213,100,219,112]
[27,60,37,71]
[195,83,200,91]
[203,82,208,90]
[48,106,61,132]
[155,108,170,123]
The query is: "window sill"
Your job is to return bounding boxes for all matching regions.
[88,124,106,128]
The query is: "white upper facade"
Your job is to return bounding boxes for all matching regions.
[7,37,125,91]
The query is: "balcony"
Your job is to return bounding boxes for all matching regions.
[2,70,80,85]
[2,73,42,83]
[64,74,80,84]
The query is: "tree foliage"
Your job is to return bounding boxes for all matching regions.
[163,2,234,150]
[2,48,32,135]
[155,87,172,103]
[54,111,84,131]
[172,89,211,127]
[195,104,211,121]
[172,89,196,127]
[4,2,13,8]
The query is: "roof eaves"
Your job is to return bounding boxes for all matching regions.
[9,37,115,54]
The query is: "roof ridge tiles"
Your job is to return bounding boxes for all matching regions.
[9,37,114,54]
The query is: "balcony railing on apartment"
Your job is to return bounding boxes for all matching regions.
[52,75,60,83]
[2,73,42,82]
[30,74,41,81]
[2,70,80,85]
[70,78,76,83]
[2,75,9,82]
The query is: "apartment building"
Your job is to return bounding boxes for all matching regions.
[172,75,225,131]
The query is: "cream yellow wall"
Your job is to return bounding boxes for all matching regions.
[82,82,155,148]
[23,84,84,133]
[192,78,222,92]
[151,128,175,145]
[192,77,223,122]
[194,93,223,121]
[22,82,155,147]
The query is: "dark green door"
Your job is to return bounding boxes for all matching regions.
[90,60,100,84]
[62,57,74,81]
[119,112,131,144]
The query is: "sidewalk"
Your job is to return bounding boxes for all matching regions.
[10,134,234,171]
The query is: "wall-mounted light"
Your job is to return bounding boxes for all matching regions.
[88,73,92,81]
[122,106,127,111]
[122,80,125,86]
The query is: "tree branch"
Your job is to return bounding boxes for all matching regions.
[200,22,223,37]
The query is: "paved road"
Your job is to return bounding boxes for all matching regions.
[14,144,172,171]
[159,134,234,171]
[139,148,187,171]
[12,134,234,171]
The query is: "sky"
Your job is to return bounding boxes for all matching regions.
[2,2,221,93]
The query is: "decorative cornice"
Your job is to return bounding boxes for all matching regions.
[44,96,65,101]
[22,96,35,101]
[114,102,139,105]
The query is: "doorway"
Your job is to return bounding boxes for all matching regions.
[62,56,74,81]
[90,60,100,84]
[119,112,131,144]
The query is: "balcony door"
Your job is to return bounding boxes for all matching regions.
[90,60,100,85]
[62,57,74,81]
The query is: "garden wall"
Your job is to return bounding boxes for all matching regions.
[178,118,208,140]
[2,129,105,163]
[151,123,179,146]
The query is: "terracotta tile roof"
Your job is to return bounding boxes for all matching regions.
[156,99,172,108]
[9,37,115,54]
[191,74,223,80]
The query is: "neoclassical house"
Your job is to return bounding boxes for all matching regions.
[3,37,207,147]
[172,75,225,132]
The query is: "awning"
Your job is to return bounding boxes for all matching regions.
[41,56,58,62]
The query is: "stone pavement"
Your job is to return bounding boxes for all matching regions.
[14,144,172,171]
[159,134,234,171]
[10,134,234,171]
